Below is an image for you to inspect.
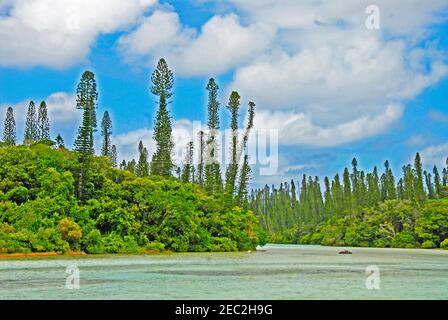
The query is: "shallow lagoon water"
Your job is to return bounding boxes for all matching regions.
[0,245,447,300]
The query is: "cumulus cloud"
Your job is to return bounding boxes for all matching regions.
[222,0,448,147]
[253,104,404,148]
[118,10,274,76]
[228,0,448,36]
[0,0,157,68]
[119,0,447,147]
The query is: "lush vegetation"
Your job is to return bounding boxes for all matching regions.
[0,58,266,254]
[250,156,448,249]
[0,144,265,254]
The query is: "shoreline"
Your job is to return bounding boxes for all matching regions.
[0,252,88,259]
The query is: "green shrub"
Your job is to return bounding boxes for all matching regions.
[440,239,448,249]
[392,232,416,248]
[421,240,436,249]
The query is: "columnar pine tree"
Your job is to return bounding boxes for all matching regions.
[236,102,256,198]
[237,155,251,208]
[414,153,426,204]
[324,177,333,217]
[351,158,360,207]
[74,71,98,156]
[290,179,298,210]
[181,141,194,183]
[397,178,405,200]
[74,71,98,200]
[3,107,16,146]
[136,141,149,177]
[225,91,240,195]
[196,131,205,186]
[381,161,397,200]
[127,159,137,174]
[120,160,127,170]
[343,168,352,213]
[111,145,118,168]
[424,171,435,199]
[150,59,174,177]
[37,101,50,141]
[299,175,309,222]
[24,101,38,142]
[55,134,65,148]
[204,78,223,194]
[433,166,442,198]
[403,164,415,201]
[101,111,113,157]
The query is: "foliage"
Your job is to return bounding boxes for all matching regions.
[24,101,38,142]
[37,101,50,141]
[251,154,448,249]
[2,107,16,146]
[0,144,264,254]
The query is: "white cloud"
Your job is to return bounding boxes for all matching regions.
[228,0,448,37]
[0,0,157,68]
[221,0,448,147]
[118,10,274,76]
[420,144,448,168]
[254,104,404,148]
[119,0,447,147]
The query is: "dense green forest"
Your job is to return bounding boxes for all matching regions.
[0,59,266,254]
[2,57,447,253]
[249,156,448,249]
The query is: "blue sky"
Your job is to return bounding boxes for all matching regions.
[1,0,448,187]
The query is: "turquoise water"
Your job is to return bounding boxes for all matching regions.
[1,245,447,300]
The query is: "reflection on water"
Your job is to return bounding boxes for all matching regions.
[0,245,447,300]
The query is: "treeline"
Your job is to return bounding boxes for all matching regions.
[1,59,255,207]
[250,155,448,248]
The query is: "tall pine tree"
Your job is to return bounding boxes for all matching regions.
[225,91,241,195]
[24,101,38,142]
[2,107,16,146]
[196,131,205,186]
[414,153,426,203]
[74,71,98,200]
[74,71,98,156]
[101,111,113,157]
[136,141,150,177]
[111,145,118,168]
[150,59,174,177]
[55,134,65,149]
[37,101,50,141]
[181,141,194,183]
[204,78,223,194]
